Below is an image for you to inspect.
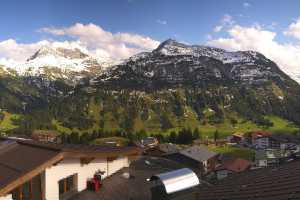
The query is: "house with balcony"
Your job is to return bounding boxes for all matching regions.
[0,137,140,200]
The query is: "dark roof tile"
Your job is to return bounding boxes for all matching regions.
[199,161,300,200]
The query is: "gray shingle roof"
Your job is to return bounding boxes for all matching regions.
[180,145,218,162]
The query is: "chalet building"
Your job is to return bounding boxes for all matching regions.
[255,149,290,167]
[253,135,281,149]
[252,133,300,150]
[214,158,252,180]
[164,145,218,175]
[227,133,245,144]
[0,138,140,200]
[143,143,181,157]
[140,137,159,148]
[31,130,60,143]
[158,143,180,154]
[250,131,272,149]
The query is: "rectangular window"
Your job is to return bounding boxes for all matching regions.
[21,181,30,200]
[58,174,78,197]
[31,175,42,200]
[11,174,42,200]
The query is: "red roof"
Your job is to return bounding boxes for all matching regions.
[251,131,271,139]
[216,158,252,173]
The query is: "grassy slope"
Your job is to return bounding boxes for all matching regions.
[16,113,300,137]
[0,112,21,132]
[3,102,300,137]
[208,145,255,161]
[265,115,300,134]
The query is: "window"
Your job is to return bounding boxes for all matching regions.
[58,174,78,197]
[11,174,42,200]
[21,182,30,200]
[31,175,42,200]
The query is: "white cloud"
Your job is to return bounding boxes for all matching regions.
[208,25,300,82]
[284,18,300,39]
[243,2,251,8]
[0,39,88,64]
[268,22,278,30]
[222,14,234,25]
[0,23,160,64]
[213,14,235,33]
[39,23,160,59]
[156,19,167,25]
[206,34,213,40]
[213,25,223,33]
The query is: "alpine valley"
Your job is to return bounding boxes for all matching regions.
[1,39,300,137]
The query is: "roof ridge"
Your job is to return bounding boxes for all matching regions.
[16,140,62,152]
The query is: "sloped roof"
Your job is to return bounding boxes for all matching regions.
[0,137,141,196]
[232,132,244,138]
[0,138,62,195]
[14,138,140,158]
[158,143,180,154]
[215,158,252,172]
[199,160,300,200]
[150,168,200,194]
[251,131,271,139]
[180,145,217,162]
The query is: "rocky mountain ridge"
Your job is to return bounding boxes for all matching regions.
[0,46,118,84]
[1,39,300,135]
[96,39,288,88]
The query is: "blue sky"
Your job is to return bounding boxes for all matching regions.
[1,0,300,80]
[1,0,300,44]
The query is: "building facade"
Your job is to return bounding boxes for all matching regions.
[0,138,140,200]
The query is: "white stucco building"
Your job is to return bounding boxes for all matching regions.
[0,138,140,200]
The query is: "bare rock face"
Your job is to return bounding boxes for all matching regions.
[56,48,89,59]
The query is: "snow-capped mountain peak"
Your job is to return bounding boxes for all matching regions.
[27,46,89,62]
[0,46,117,84]
[27,46,60,61]
[97,39,289,85]
[154,38,264,65]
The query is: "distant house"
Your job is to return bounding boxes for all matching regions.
[215,158,252,180]
[254,135,281,149]
[140,137,159,148]
[252,133,300,150]
[227,133,245,144]
[144,143,181,157]
[158,143,180,154]
[0,137,141,200]
[31,129,60,143]
[255,149,290,167]
[250,131,272,149]
[165,145,218,175]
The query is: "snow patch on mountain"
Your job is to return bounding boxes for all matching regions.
[155,39,263,65]
[0,46,119,81]
[96,39,290,85]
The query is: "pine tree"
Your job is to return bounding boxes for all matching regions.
[214,130,219,143]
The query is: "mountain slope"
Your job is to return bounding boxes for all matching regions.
[96,39,290,88]
[1,39,300,136]
[1,46,117,84]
